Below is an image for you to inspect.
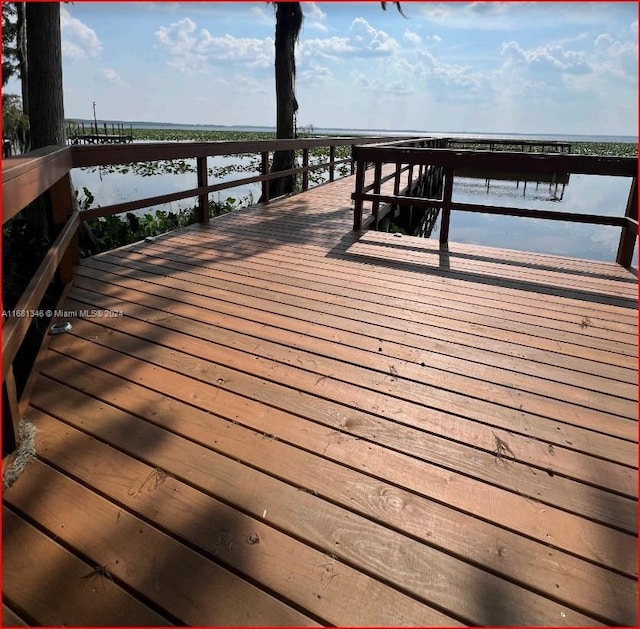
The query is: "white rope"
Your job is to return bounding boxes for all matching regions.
[2,419,36,491]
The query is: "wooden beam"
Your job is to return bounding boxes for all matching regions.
[329,145,336,182]
[439,167,454,245]
[196,156,209,223]
[17,282,74,419]
[616,177,638,267]
[2,212,80,378]
[352,160,366,231]
[261,152,270,204]
[2,146,72,224]
[48,173,79,284]
[302,149,309,191]
[353,146,637,178]
[2,366,20,454]
[70,136,416,169]
[373,162,382,228]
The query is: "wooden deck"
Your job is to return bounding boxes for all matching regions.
[2,173,638,626]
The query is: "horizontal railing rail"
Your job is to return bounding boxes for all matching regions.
[351,143,638,268]
[1,135,414,450]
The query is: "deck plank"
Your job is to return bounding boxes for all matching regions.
[71,268,636,399]
[3,169,637,626]
[23,412,618,626]
[2,507,172,627]
[37,327,638,569]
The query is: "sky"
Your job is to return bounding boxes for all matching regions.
[7,1,638,135]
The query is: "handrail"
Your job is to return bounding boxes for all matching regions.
[2,145,72,223]
[352,146,637,177]
[351,142,638,268]
[69,136,403,168]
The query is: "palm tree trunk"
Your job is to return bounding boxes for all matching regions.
[25,2,66,247]
[269,2,303,200]
[26,2,64,148]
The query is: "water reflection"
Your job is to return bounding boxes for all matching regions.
[430,173,636,266]
[71,155,263,215]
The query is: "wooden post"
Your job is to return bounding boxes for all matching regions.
[373,162,382,229]
[353,159,366,230]
[350,145,356,175]
[49,173,79,284]
[261,151,270,204]
[2,366,20,454]
[302,149,309,191]
[196,156,209,223]
[393,161,402,218]
[439,167,454,246]
[616,177,638,267]
[329,145,336,182]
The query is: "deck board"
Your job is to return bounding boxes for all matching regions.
[3,172,637,626]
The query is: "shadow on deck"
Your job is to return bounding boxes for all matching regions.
[2,173,638,626]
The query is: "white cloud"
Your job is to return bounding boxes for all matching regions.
[418,1,627,31]
[404,30,421,45]
[304,2,327,21]
[155,18,204,74]
[233,74,268,94]
[300,37,355,61]
[199,32,274,67]
[349,18,399,55]
[304,3,328,32]
[250,5,272,25]
[354,72,416,96]
[594,33,613,47]
[300,62,332,84]
[301,18,399,61]
[61,6,102,60]
[155,18,197,56]
[155,18,274,74]
[99,67,124,86]
[501,41,591,74]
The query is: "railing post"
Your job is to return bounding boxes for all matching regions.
[350,145,356,175]
[393,161,402,216]
[2,366,20,454]
[439,167,454,246]
[353,159,366,231]
[196,156,209,223]
[407,164,414,192]
[261,151,270,204]
[302,148,309,191]
[49,173,79,285]
[373,162,382,228]
[329,145,336,182]
[616,176,638,267]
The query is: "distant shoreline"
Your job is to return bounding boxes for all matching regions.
[65,119,638,145]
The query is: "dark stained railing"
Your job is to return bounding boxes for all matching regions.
[351,141,638,268]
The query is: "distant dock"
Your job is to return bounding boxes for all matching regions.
[67,121,134,145]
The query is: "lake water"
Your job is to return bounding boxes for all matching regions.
[71,129,637,267]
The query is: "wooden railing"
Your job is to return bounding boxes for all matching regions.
[351,142,638,267]
[1,136,408,450]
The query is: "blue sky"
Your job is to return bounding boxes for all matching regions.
[9,1,637,135]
